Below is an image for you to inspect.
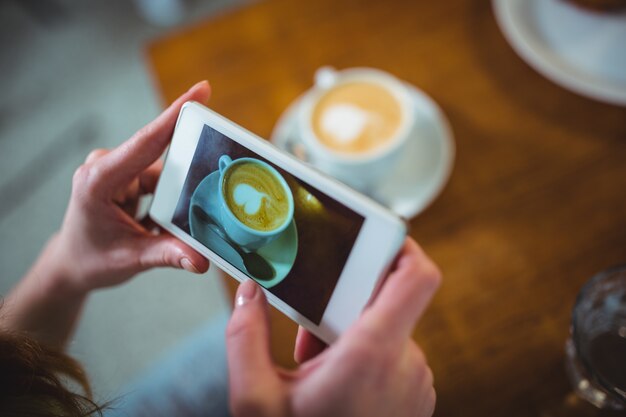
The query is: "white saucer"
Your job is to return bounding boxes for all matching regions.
[271,85,455,219]
[189,171,298,288]
[493,0,626,106]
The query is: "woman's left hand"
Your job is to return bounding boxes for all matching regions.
[51,81,211,293]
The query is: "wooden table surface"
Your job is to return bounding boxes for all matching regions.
[146,1,626,415]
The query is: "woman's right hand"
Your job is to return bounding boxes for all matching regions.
[226,238,441,417]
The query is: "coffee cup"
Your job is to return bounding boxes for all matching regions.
[217,155,294,251]
[297,67,416,192]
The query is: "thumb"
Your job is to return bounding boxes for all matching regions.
[137,234,209,273]
[226,280,281,415]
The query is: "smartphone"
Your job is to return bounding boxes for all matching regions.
[150,102,406,343]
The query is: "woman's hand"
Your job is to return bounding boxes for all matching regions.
[226,238,441,417]
[52,81,211,293]
[2,82,211,347]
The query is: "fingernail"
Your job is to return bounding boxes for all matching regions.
[180,258,199,273]
[235,280,258,308]
[189,80,208,91]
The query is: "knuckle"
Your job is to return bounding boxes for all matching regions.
[72,163,89,185]
[427,386,437,416]
[137,249,163,270]
[419,258,442,291]
[72,163,99,198]
[144,242,179,270]
[407,240,442,289]
[411,343,429,368]
[71,158,112,203]
[350,339,381,363]
[424,365,434,388]
[410,344,434,386]
[85,148,108,163]
[352,322,390,351]
[343,332,396,377]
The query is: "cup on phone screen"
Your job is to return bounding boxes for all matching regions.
[217,155,294,251]
[297,67,417,192]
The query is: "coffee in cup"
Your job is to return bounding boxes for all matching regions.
[298,67,416,192]
[311,81,404,156]
[222,161,290,232]
[217,155,294,251]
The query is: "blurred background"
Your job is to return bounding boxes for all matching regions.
[1,0,626,415]
[0,0,246,401]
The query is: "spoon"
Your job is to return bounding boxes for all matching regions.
[191,205,276,281]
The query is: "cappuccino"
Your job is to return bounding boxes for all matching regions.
[311,81,403,155]
[222,161,290,232]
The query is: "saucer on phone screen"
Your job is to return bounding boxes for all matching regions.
[271,84,455,219]
[189,171,298,288]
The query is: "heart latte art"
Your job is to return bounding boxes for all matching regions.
[312,81,403,155]
[222,161,290,232]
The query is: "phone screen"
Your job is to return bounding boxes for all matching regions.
[172,125,365,324]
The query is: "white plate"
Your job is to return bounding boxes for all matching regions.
[493,0,626,106]
[271,85,455,219]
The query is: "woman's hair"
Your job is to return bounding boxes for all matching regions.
[0,329,104,417]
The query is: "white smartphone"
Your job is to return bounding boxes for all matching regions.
[150,102,406,343]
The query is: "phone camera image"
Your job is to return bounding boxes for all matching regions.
[172,125,365,324]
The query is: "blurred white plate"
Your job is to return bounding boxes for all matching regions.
[493,0,626,106]
[271,85,455,219]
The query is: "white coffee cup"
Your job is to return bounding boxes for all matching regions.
[297,67,416,192]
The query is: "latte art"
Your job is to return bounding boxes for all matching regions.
[223,162,289,232]
[319,104,372,145]
[233,184,268,215]
[312,81,403,155]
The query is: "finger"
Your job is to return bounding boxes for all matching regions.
[114,178,140,205]
[294,326,327,364]
[85,148,109,164]
[412,353,436,417]
[360,238,441,340]
[425,386,437,417]
[114,158,162,207]
[97,81,211,192]
[138,158,164,194]
[137,233,209,273]
[227,280,280,413]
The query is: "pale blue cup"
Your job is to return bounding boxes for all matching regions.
[217,155,294,251]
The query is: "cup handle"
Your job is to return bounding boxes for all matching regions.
[218,155,232,174]
[314,66,338,89]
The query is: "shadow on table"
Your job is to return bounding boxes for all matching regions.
[464,2,626,143]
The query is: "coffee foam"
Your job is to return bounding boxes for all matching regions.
[223,162,289,232]
[319,104,372,144]
[233,184,267,215]
[312,81,403,155]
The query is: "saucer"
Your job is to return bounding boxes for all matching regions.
[493,0,626,106]
[189,171,298,288]
[270,84,455,219]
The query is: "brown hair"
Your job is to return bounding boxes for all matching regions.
[0,329,104,417]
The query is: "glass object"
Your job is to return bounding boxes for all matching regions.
[565,265,626,410]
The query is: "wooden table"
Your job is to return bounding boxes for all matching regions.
[147,1,626,415]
